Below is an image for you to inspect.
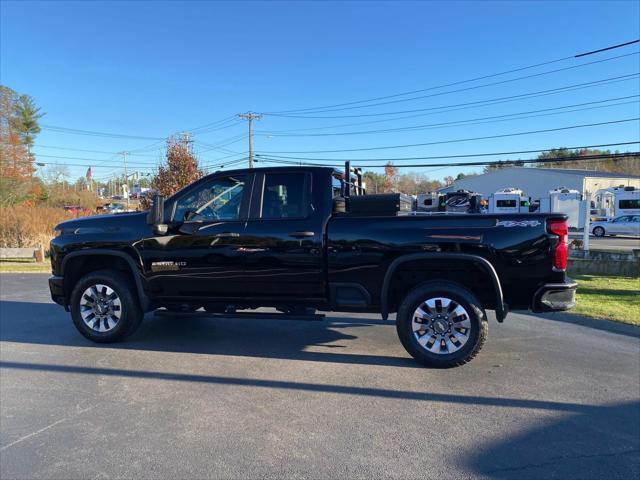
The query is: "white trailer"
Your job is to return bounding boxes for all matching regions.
[488,188,529,214]
[549,187,582,229]
[592,186,640,218]
[416,192,444,212]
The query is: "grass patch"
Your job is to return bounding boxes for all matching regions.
[572,274,640,326]
[0,259,50,273]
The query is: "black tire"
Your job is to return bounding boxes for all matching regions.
[593,226,605,237]
[396,281,488,368]
[70,269,143,343]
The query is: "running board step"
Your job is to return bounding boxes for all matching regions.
[154,310,326,321]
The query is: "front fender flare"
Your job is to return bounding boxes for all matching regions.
[380,252,507,323]
[61,249,150,311]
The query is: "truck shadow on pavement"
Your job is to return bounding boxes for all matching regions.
[2,301,638,370]
[0,300,421,369]
[466,400,640,479]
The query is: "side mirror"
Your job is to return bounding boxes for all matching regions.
[146,194,168,235]
[146,194,165,224]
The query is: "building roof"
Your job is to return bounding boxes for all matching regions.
[533,168,640,179]
[437,167,640,193]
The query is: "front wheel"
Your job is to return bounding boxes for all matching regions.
[593,226,605,237]
[396,281,488,368]
[70,269,143,343]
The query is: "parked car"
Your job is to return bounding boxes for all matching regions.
[97,203,127,214]
[63,205,92,215]
[591,215,640,237]
[49,165,576,368]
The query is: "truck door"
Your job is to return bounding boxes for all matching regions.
[141,173,253,299]
[241,171,326,301]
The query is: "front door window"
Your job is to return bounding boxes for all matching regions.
[174,175,246,222]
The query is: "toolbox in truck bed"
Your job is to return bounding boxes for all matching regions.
[347,193,413,215]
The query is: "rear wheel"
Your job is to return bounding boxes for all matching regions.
[593,226,605,237]
[70,269,143,343]
[396,281,488,368]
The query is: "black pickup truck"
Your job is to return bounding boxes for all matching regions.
[49,165,576,367]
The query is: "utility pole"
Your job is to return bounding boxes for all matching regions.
[120,151,129,207]
[237,112,262,168]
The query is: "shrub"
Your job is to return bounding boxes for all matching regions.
[0,176,46,206]
[0,206,88,249]
[43,187,100,210]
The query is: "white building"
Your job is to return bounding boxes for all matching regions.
[441,168,640,199]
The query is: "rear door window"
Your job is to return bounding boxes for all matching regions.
[261,172,308,219]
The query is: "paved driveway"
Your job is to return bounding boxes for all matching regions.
[1,274,639,479]
[569,232,640,251]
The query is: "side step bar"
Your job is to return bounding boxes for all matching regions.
[154,310,326,321]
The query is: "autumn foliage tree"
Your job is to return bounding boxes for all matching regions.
[1,86,41,178]
[1,86,45,205]
[383,161,397,193]
[537,148,640,176]
[141,134,203,209]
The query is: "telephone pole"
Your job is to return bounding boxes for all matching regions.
[237,112,262,168]
[119,151,129,207]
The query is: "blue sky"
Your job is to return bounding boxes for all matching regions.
[1,0,639,182]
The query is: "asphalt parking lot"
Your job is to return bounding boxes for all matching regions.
[1,273,639,479]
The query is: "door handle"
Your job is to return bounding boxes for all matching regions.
[289,231,315,238]
[214,232,240,238]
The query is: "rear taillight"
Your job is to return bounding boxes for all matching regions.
[547,219,568,271]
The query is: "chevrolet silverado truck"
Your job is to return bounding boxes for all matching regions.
[49,165,577,367]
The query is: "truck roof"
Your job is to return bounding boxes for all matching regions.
[208,165,335,177]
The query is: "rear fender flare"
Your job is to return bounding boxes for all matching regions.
[380,252,506,322]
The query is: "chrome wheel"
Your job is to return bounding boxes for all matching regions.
[412,297,471,355]
[79,284,122,332]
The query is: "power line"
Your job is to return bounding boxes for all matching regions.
[192,119,243,135]
[259,118,640,154]
[186,115,238,133]
[202,157,250,172]
[262,72,640,120]
[256,141,640,163]
[39,162,157,170]
[40,125,166,141]
[34,153,159,167]
[257,96,639,137]
[256,152,640,169]
[39,118,240,142]
[33,146,246,170]
[200,151,250,167]
[127,139,167,153]
[10,143,160,157]
[195,133,248,153]
[264,52,639,117]
[257,74,639,133]
[264,39,639,115]
[575,39,640,57]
